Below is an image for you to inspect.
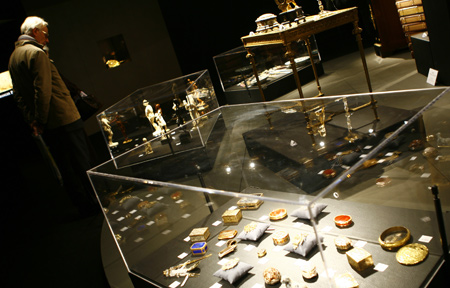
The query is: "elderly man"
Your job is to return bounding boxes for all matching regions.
[9,16,99,217]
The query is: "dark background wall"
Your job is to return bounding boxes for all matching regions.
[1,0,375,136]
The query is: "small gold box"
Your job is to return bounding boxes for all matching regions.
[222,209,242,225]
[237,193,264,210]
[346,247,374,271]
[189,227,210,242]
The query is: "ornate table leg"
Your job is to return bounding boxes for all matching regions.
[245,49,266,102]
[285,43,305,99]
[352,21,379,120]
[305,36,324,96]
[285,43,316,146]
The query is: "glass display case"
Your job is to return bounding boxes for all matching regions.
[96,70,219,167]
[89,87,450,287]
[213,37,322,104]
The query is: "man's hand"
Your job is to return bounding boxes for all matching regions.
[30,120,44,136]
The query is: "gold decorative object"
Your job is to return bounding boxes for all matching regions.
[323,168,337,179]
[423,147,438,158]
[343,97,360,143]
[137,200,156,209]
[379,226,410,250]
[263,267,282,285]
[335,272,359,288]
[189,227,210,242]
[222,209,242,225]
[409,139,424,151]
[346,247,374,271]
[292,233,308,249]
[275,0,305,25]
[272,230,290,246]
[375,176,391,187]
[269,208,288,220]
[218,240,237,258]
[237,195,263,210]
[221,258,240,270]
[361,158,378,169]
[118,195,133,205]
[244,222,258,233]
[218,230,237,240]
[275,0,299,13]
[335,236,353,251]
[257,248,267,258]
[334,214,353,228]
[163,254,211,278]
[396,243,429,265]
[190,242,208,256]
[301,262,317,279]
[255,14,280,34]
[170,191,183,200]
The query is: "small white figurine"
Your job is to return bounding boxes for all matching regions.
[143,99,161,135]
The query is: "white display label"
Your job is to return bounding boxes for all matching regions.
[259,215,269,221]
[244,244,256,251]
[427,68,439,86]
[354,240,367,248]
[419,235,433,243]
[178,252,188,259]
[321,226,332,232]
[216,240,226,247]
[212,221,222,226]
[374,263,388,272]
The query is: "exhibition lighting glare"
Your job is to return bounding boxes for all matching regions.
[249,162,256,169]
[225,166,231,174]
[319,141,325,147]
[369,129,374,133]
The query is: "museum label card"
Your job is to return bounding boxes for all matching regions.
[427,68,438,86]
[374,263,388,272]
[419,235,433,243]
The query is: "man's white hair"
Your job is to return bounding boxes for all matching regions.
[20,16,48,35]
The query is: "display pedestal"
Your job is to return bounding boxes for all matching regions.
[411,33,435,76]
[243,105,419,193]
[224,62,323,104]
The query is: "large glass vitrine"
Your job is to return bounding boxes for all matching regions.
[89,87,450,288]
[213,37,322,104]
[96,70,219,167]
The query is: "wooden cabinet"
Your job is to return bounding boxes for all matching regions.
[370,0,408,57]
[396,0,427,56]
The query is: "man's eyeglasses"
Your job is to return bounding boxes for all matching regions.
[40,29,49,39]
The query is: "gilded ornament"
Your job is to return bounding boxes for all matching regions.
[396,243,428,265]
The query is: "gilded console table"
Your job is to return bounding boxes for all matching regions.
[241,7,378,146]
[241,8,375,102]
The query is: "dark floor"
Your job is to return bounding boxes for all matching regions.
[2,47,449,288]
